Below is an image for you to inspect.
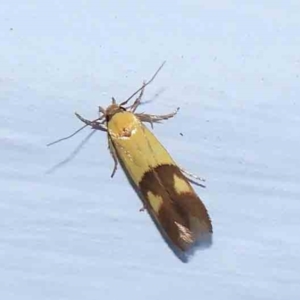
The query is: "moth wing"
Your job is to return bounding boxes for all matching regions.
[139,164,212,252]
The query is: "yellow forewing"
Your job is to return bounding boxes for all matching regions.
[108,111,174,184]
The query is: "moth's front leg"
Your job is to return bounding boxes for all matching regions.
[75,113,107,132]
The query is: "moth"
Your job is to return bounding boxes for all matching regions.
[49,63,212,260]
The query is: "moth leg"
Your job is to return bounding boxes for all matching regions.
[75,113,107,131]
[136,107,180,128]
[139,206,146,212]
[126,81,146,112]
[180,167,206,188]
[108,138,118,178]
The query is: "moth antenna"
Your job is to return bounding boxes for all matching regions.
[47,115,104,146]
[47,124,88,146]
[120,61,166,107]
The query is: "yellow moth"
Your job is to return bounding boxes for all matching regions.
[50,63,212,261]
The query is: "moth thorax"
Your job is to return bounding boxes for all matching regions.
[105,104,125,122]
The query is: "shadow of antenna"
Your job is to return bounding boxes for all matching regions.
[46,129,96,174]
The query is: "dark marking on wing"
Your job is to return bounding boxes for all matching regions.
[139,164,212,254]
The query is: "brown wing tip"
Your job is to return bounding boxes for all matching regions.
[168,231,213,263]
[177,230,213,263]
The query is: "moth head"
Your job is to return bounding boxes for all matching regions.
[100,97,126,122]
